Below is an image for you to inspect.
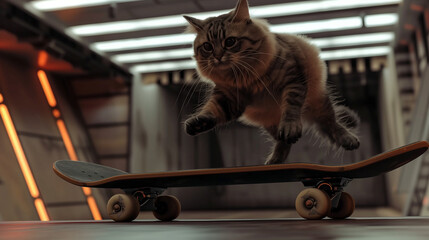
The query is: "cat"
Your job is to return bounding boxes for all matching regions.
[183,0,360,164]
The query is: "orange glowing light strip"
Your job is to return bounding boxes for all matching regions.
[82,187,92,196]
[0,103,50,221]
[57,120,102,220]
[37,70,57,107]
[34,198,50,221]
[38,51,48,67]
[86,196,102,220]
[37,70,102,220]
[56,119,101,220]
[56,119,79,161]
[0,104,40,198]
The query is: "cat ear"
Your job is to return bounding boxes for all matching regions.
[232,0,250,23]
[183,15,204,32]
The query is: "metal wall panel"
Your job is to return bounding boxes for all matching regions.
[79,96,129,125]
[71,78,129,97]
[19,136,85,204]
[99,158,128,172]
[89,126,128,156]
[0,55,59,137]
[51,78,98,164]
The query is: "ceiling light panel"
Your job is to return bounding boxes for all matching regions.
[130,46,391,74]
[68,0,401,37]
[131,60,196,73]
[68,16,190,37]
[113,48,194,63]
[364,13,399,27]
[312,32,394,48]
[29,0,142,11]
[270,17,363,34]
[250,0,400,18]
[113,32,394,64]
[92,34,195,52]
[320,46,390,60]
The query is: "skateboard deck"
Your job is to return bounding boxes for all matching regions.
[54,141,428,188]
[54,141,428,221]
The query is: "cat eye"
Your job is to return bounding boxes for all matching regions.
[203,42,213,52]
[225,37,237,48]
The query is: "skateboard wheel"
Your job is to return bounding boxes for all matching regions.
[295,188,331,220]
[153,195,181,221]
[327,192,355,219]
[107,194,140,222]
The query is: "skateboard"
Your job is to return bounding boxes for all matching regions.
[54,141,429,221]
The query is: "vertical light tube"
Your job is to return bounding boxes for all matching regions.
[37,70,102,220]
[56,119,78,161]
[0,98,50,221]
[37,70,57,107]
[34,198,50,221]
[0,105,39,198]
[86,196,102,220]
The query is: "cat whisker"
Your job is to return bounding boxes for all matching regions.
[178,64,213,120]
[175,72,203,122]
[235,60,260,86]
[230,63,240,113]
[240,55,266,65]
[235,60,280,107]
[234,61,251,87]
[239,52,270,66]
[245,51,289,62]
[178,80,199,120]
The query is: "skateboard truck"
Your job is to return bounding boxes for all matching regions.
[128,188,166,211]
[303,178,352,208]
[297,177,354,219]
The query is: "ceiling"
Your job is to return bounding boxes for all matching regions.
[8,0,401,75]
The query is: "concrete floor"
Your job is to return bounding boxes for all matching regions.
[136,208,403,220]
[2,209,429,240]
[2,217,429,240]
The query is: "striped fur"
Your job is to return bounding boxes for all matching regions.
[184,0,360,164]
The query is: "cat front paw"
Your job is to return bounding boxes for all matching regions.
[277,120,302,144]
[184,115,216,136]
[265,157,284,165]
[338,133,360,150]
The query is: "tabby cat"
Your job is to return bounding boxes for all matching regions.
[183,0,360,164]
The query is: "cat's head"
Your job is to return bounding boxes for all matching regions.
[184,0,275,86]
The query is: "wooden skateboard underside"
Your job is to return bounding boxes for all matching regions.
[54,141,429,189]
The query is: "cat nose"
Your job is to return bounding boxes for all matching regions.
[213,50,224,62]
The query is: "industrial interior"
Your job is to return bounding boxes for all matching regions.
[0,0,429,239]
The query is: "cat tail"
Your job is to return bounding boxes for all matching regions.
[334,105,360,130]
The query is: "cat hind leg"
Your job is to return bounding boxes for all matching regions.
[334,105,360,130]
[264,126,293,164]
[265,141,292,165]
